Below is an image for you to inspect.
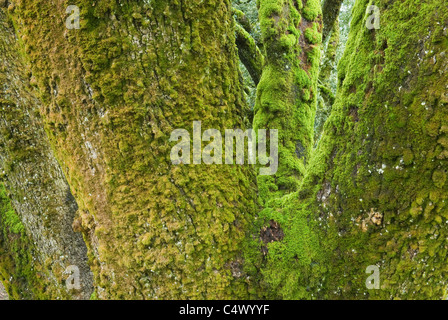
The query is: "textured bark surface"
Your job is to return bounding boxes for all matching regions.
[256,0,448,299]
[0,281,8,300]
[0,8,92,300]
[322,0,344,42]
[1,0,447,301]
[2,0,258,299]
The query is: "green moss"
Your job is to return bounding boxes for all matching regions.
[253,0,322,202]
[432,170,447,189]
[3,0,447,301]
[234,20,264,85]
[0,183,51,299]
[242,0,323,299]
[1,7,93,299]
[302,0,320,21]
[304,23,322,45]
[9,0,258,299]
[0,185,23,234]
[247,0,448,300]
[311,0,448,299]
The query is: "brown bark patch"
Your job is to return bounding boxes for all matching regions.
[260,220,284,255]
[349,106,359,122]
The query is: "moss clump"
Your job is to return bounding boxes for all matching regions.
[432,170,447,189]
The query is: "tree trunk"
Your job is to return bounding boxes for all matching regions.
[254,0,322,202]
[0,8,92,300]
[321,0,344,42]
[1,0,448,301]
[2,0,257,299]
[317,0,448,299]
[254,0,448,299]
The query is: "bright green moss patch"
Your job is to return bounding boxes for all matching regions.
[304,23,322,45]
[0,185,23,234]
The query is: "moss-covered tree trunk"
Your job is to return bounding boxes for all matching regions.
[0,8,93,299]
[315,0,448,299]
[254,0,448,299]
[254,0,322,201]
[1,0,257,299]
[242,0,324,300]
[2,0,448,301]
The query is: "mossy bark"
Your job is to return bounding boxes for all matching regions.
[315,19,339,141]
[321,0,344,42]
[316,0,448,299]
[254,0,323,202]
[235,21,264,85]
[0,8,93,300]
[242,0,324,299]
[2,0,447,301]
[254,0,448,299]
[319,19,340,84]
[5,0,258,299]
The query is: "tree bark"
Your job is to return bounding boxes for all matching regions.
[0,8,93,300]
[255,0,448,299]
[254,0,323,202]
[235,22,264,85]
[3,0,257,299]
[322,0,343,43]
[316,0,448,299]
[1,0,448,301]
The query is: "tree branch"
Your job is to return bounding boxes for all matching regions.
[322,0,343,42]
[234,22,264,85]
[232,7,252,33]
